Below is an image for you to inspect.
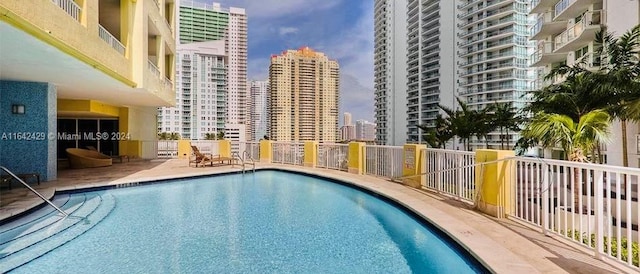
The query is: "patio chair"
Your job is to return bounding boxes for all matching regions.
[189,145,213,167]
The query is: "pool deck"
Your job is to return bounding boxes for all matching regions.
[0,159,633,273]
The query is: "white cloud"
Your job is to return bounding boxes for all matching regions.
[278,27,299,36]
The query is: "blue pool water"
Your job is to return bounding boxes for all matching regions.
[3,170,487,273]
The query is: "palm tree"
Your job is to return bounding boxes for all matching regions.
[521,109,612,209]
[440,97,479,151]
[204,133,216,140]
[489,103,523,150]
[594,25,640,167]
[169,132,181,140]
[418,114,453,149]
[157,132,170,140]
[216,131,225,140]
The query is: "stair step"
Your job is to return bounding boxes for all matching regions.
[0,193,116,272]
[0,195,85,246]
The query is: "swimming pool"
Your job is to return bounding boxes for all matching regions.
[1,170,488,273]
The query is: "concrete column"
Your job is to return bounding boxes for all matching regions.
[0,81,56,181]
[402,144,426,188]
[303,141,318,168]
[348,142,365,174]
[177,140,191,159]
[219,139,231,158]
[260,140,272,163]
[475,149,515,218]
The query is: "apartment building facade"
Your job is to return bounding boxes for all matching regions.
[158,41,227,140]
[169,0,248,139]
[268,47,340,142]
[250,80,269,141]
[374,0,409,145]
[458,0,535,149]
[0,0,175,180]
[529,0,640,166]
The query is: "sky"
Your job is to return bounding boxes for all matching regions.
[215,0,376,124]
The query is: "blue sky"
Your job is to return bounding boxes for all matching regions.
[215,0,375,124]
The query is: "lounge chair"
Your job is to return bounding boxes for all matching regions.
[66,148,113,168]
[189,145,213,167]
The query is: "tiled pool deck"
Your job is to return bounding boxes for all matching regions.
[0,159,631,273]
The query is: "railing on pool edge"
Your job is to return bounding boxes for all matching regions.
[0,166,69,217]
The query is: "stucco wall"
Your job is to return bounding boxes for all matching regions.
[0,81,57,181]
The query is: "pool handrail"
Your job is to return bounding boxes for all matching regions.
[242,150,255,172]
[0,166,69,217]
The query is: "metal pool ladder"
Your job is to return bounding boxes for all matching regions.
[0,166,69,217]
[242,150,255,173]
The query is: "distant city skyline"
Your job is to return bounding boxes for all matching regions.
[214,0,375,123]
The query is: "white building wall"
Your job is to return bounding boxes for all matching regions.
[374,0,408,145]
[251,80,269,141]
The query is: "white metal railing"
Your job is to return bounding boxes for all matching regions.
[237,141,260,161]
[554,11,601,50]
[421,149,476,203]
[510,157,639,270]
[272,142,304,166]
[317,143,349,171]
[157,140,178,158]
[148,60,160,78]
[98,25,125,56]
[365,145,403,178]
[52,0,81,22]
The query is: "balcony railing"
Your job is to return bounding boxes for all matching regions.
[554,0,576,17]
[52,0,81,22]
[164,77,173,90]
[554,11,601,51]
[148,60,160,78]
[98,25,125,56]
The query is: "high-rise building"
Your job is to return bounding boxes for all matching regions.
[374,0,408,145]
[269,47,340,142]
[174,0,248,138]
[250,80,269,141]
[458,0,535,149]
[344,112,353,127]
[340,112,356,141]
[356,120,376,141]
[402,0,459,143]
[529,0,640,166]
[375,0,536,149]
[158,41,227,139]
[0,0,175,179]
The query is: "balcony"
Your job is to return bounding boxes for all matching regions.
[52,0,81,22]
[529,41,565,67]
[530,11,567,40]
[554,0,600,20]
[98,25,125,56]
[553,11,602,53]
[530,0,557,14]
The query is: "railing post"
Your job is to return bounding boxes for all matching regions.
[457,155,464,200]
[402,144,427,188]
[303,141,317,168]
[475,149,515,218]
[348,142,365,174]
[259,140,272,163]
[594,170,605,259]
[542,163,550,236]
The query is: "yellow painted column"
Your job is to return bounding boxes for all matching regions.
[475,149,515,218]
[177,140,191,159]
[260,140,272,163]
[303,141,318,168]
[402,144,426,188]
[348,142,365,174]
[122,140,141,158]
[219,139,231,158]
